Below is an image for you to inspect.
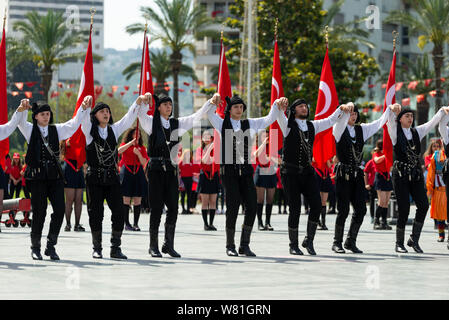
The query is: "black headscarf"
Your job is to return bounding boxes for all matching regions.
[223,95,247,132]
[90,102,114,139]
[32,102,54,124]
[287,98,308,127]
[397,108,414,123]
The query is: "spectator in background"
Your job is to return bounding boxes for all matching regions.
[9,153,22,198]
[363,152,376,224]
[423,138,443,230]
[179,149,195,214]
[4,154,11,199]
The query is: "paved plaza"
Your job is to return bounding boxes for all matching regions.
[0,205,448,300]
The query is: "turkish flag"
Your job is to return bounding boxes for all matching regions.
[382,51,396,172]
[140,34,155,114]
[0,26,9,170]
[313,48,338,174]
[70,25,95,170]
[269,39,284,154]
[213,40,232,174]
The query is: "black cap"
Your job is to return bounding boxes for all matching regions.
[32,102,53,123]
[397,108,414,122]
[90,102,113,124]
[225,95,246,113]
[288,98,309,118]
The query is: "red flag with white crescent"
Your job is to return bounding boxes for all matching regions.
[269,39,284,154]
[382,51,396,172]
[140,35,155,114]
[213,40,232,174]
[313,48,339,173]
[0,25,8,170]
[70,25,95,170]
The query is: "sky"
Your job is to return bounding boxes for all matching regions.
[104,0,159,50]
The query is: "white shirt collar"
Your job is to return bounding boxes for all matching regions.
[160,116,170,129]
[37,124,48,137]
[402,127,412,140]
[98,125,108,139]
[295,118,308,131]
[230,118,241,131]
[347,124,355,137]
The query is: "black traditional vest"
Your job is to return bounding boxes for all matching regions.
[148,118,179,171]
[221,118,253,175]
[336,125,364,167]
[281,120,315,174]
[393,126,421,167]
[25,125,61,180]
[86,125,119,185]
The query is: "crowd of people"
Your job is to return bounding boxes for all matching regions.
[0,90,448,261]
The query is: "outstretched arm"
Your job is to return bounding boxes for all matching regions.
[248,103,280,132]
[178,99,216,136]
[314,105,347,135]
[438,113,449,146]
[56,103,91,141]
[137,103,153,135]
[332,108,350,142]
[360,107,392,142]
[0,100,29,141]
[416,107,447,141]
[386,106,398,145]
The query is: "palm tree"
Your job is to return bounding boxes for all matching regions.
[126,0,216,118]
[386,0,449,113]
[122,49,197,96]
[12,10,85,101]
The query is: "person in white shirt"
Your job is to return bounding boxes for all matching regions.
[331,104,394,254]
[387,103,449,253]
[276,98,351,255]
[0,99,30,233]
[80,93,150,260]
[207,95,282,257]
[138,92,220,258]
[18,97,91,260]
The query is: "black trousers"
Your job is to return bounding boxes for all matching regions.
[392,171,428,229]
[10,181,22,198]
[181,176,194,209]
[335,175,366,227]
[222,173,257,229]
[28,179,65,237]
[368,187,377,218]
[148,170,179,230]
[86,181,125,232]
[281,171,321,229]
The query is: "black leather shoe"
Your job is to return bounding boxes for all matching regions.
[381,222,392,230]
[161,243,181,257]
[332,242,346,253]
[110,247,128,259]
[265,223,274,231]
[301,237,316,255]
[301,221,318,255]
[149,247,162,258]
[395,243,408,253]
[31,249,43,260]
[226,248,238,256]
[289,246,303,255]
[209,225,217,231]
[92,249,103,259]
[407,236,424,253]
[258,222,267,231]
[238,246,256,256]
[44,247,60,260]
[344,238,363,253]
[373,219,382,230]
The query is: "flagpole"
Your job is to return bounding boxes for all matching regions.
[392,30,398,54]
[274,18,278,42]
[3,8,6,31]
[324,25,329,49]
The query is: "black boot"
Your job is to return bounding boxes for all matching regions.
[381,207,392,230]
[301,220,318,255]
[133,205,141,231]
[209,209,217,231]
[288,227,303,255]
[373,206,382,230]
[344,221,363,253]
[238,224,256,256]
[256,203,266,230]
[124,204,132,231]
[407,220,424,253]
[44,233,60,260]
[161,223,181,257]
[110,230,127,259]
[202,209,212,230]
[318,206,328,230]
[149,228,162,257]
[265,204,274,231]
[395,228,408,253]
[226,228,238,256]
[30,233,42,260]
[332,224,346,253]
[91,230,103,259]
